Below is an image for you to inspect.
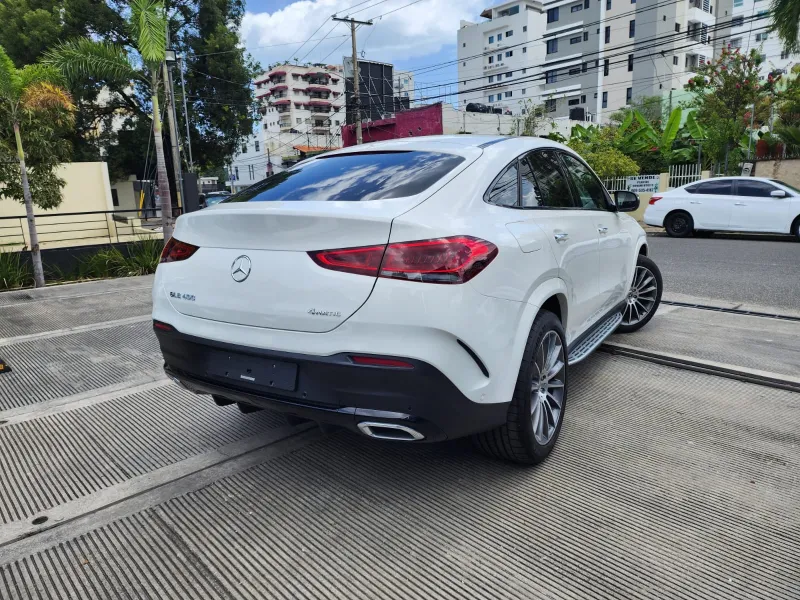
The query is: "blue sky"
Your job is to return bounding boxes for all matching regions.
[239,0,488,102]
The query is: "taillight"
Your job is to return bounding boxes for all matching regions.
[160,237,199,263]
[153,320,175,332]
[308,236,498,284]
[648,196,663,205]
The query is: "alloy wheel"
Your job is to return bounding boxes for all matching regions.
[622,265,658,326]
[531,331,565,445]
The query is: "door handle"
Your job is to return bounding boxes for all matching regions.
[554,232,569,243]
[597,226,609,234]
[689,201,701,204]
[734,202,746,206]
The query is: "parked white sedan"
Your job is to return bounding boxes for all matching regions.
[644,176,800,238]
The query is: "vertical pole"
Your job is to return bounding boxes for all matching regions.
[351,20,362,145]
[178,56,194,172]
[747,104,755,158]
[163,25,184,211]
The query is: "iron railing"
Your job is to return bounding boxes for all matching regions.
[0,208,182,252]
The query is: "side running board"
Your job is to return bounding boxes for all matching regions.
[568,312,623,365]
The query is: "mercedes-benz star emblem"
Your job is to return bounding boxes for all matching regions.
[230,255,252,282]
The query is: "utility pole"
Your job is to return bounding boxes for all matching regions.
[163,27,184,211]
[178,55,194,173]
[332,16,373,145]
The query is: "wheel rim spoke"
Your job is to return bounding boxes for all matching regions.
[621,266,658,326]
[531,330,565,445]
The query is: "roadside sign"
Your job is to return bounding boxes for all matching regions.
[625,175,660,193]
[0,358,10,374]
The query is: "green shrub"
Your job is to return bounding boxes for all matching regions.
[0,250,32,290]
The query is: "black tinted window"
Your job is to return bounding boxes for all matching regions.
[559,153,609,210]
[520,158,542,207]
[225,151,464,202]
[487,162,519,207]
[528,151,575,208]
[736,180,778,197]
[693,180,733,195]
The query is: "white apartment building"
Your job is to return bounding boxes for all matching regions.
[729,0,796,78]
[457,1,547,117]
[394,70,415,104]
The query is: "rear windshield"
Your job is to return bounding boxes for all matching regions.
[224,151,465,203]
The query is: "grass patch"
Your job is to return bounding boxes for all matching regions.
[0,249,32,290]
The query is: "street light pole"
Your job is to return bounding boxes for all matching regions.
[332,16,373,145]
[178,55,194,173]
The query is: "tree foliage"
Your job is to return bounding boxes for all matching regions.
[769,0,800,53]
[567,126,641,178]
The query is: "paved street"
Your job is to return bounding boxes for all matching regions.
[0,277,798,599]
[649,235,799,313]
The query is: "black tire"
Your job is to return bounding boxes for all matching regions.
[616,254,663,334]
[792,217,800,240]
[664,211,694,237]
[474,310,567,465]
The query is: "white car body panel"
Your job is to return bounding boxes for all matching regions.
[153,135,646,411]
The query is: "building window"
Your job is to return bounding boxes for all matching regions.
[522,88,526,94]
[248,165,254,180]
[547,7,559,22]
[730,37,742,48]
[582,62,588,73]
[506,50,513,57]
[568,98,580,106]
[489,75,494,83]
[732,16,743,27]
[606,0,611,8]
[241,144,247,154]
[605,26,611,43]
[631,0,635,3]
[571,4,582,13]
[755,33,768,42]
[335,120,340,126]
[497,33,502,41]
[585,0,590,7]
[583,31,589,41]
[505,72,513,78]
[254,141,260,152]
[581,94,586,103]
[604,58,609,76]
[602,92,608,108]
[505,91,512,98]
[497,53,502,61]
[507,30,513,37]
[733,0,742,5]
[523,25,527,32]
[675,23,680,32]
[626,87,632,104]
[489,94,495,102]
[522,68,527,74]
[546,70,557,84]
[629,20,635,38]
[489,56,494,64]
[489,35,494,43]
[673,55,679,65]
[234,166,239,179]
[628,54,633,71]
[546,38,558,54]
[463,62,466,66]
[523,47,527,53]
[570,36,582,44]
[569,67,581,75]
[111,189,119,207]
[781,50,791,59]
[546,99,557,112]
[462,42,466,47]
[296,118,302,124]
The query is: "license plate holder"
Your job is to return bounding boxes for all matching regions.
[206,352,297,392]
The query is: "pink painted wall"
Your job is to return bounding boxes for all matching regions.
[342,103,444,147]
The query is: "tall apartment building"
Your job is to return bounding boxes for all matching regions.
[254,63,346,138]
[457,1,547,116]
[729,0,796,77]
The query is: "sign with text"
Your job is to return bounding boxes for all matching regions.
[625,175,660,193]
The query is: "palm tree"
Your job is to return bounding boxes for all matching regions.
[45,0,174,240]
[771,0,800,53]
[0,47,75,288]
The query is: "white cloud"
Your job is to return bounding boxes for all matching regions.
[241,0,485,70]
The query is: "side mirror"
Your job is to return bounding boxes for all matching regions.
[613,190,640,212]
[771,189,787,198]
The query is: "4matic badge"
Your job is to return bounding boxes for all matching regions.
[308,308,342,318]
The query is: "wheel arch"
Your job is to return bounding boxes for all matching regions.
[791,213,800,236]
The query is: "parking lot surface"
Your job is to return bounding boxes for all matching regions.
[0,277,798,599]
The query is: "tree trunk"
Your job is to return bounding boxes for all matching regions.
[14,122,45,288]
[151,72,174,241]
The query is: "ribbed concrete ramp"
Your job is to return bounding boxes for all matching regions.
[2,352,797,600]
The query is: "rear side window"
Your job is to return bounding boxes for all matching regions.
[527,151,575,208]
[486,162,519,207]
[735,180,778,197]
[225,151,465,202]
[690,180,733,195]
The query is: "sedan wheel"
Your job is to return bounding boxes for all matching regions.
[665,211,693,237]
[531,331,565,445]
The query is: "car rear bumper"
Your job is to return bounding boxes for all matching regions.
[642,207,664,227]
[155,326,509,442]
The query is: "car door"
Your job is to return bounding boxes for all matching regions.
[729,179,792,232]
[558,151,635,315]
[684,179,735,229]
[523,150,602,342]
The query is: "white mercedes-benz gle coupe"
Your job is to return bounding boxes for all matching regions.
[153,136,662,464]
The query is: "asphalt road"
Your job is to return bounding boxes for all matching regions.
[648,234,799,312]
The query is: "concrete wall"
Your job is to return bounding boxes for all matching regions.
[752,159,800,188]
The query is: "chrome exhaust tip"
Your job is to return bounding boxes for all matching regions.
[357,422,425,441]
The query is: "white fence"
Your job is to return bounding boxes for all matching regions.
[602,177,629,191]
[669,163,701,188]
